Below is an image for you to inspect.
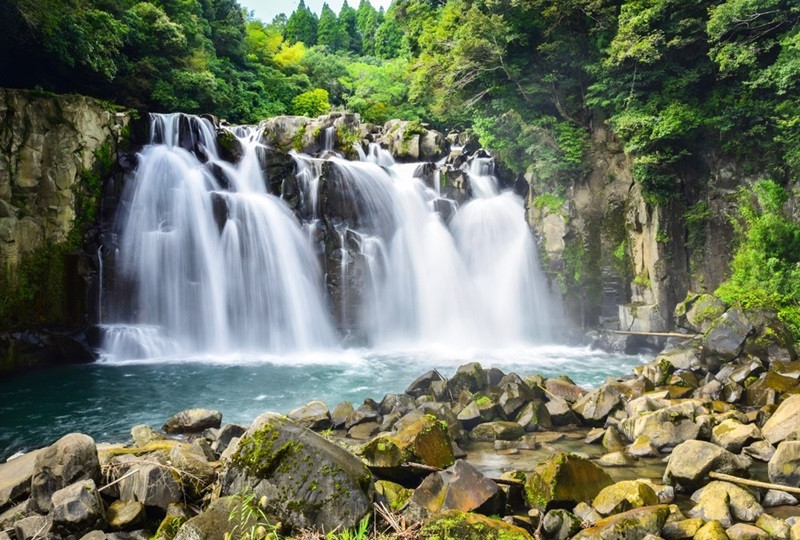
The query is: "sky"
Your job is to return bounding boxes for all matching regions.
[239,0,395,23]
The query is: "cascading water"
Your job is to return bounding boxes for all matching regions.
[102,114,336,359]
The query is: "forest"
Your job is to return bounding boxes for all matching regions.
[2,0,800,331]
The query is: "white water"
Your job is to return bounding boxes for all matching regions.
[102,114,560,360]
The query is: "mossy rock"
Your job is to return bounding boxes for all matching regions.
[375,480,413,512]
[524,452,612,511]
[362,414,454,475]
[447,362,489,396]
[154,514,186,540]
[220,413,374,533]
[421,510,533,540]
[572,505,670,539]
[592,480,659,516]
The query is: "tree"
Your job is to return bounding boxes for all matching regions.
[292,88,331,116]
[356,0,381,55]
[374,13,403,58]
[317,3,341,50]
[284,0,318,45]
[339,1,360,54]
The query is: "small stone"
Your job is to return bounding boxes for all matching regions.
[592,480,659,516]
[726,523,770,540]
[470,421,524,441]
[162,409,222,434]
[130,425,163,447]
[51,480,106,535]
[755,513,790,539]
[662,517,704,540]
[763,489,798,507]
[695,520,729,540]
[106,500,146,531]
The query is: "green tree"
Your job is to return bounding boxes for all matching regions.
[285,0,318,45]
[292,88,331,116]
[317,3,341,50]
[339,0,360,53]
[356,0,381,55]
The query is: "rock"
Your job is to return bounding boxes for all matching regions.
[345,408,379,430]
[629,435,660,457]
[497,374,536,417]
[542,509,582,540]
[762,394,800,444]
[162,409,222,434]
[107,501,146,531]
[695,520,729,540]
[418,402,468,443]
[169,444,216,501]
[544,379,586,403]
[173,496,272,540]
[213,423,247,455]
[602,426,628,452]
[375,480,412,512]
[662,517,704,539]
[524,453,612,510]
[331,401,354,428]
[348,421,381,440]
[154,514,186,540]
[572,505,671,540]
[80,532,107,540]
[220,413,374,532]
[743,440,776,462]
[421,510,533,540]
[130,426,163,447]
[592,481,660,516]
[51,479,106,535]
[379,393,415,416]
[516,400,553,431]
[768,441,800,486]
[447,362,488,396]
[287,401,332,431]
[545,397,580,426]
[457,401,487,430]
[712,419,762,453]
[621,401,704,451]
[406,370,445,398]
[572,384,624,425]
[14,515,52,540]
[726,523,769,540]
[0,449,42,510]
[689,481,763,527]
[362,413,454,478]
[676,293,727,334]
[704,308,755,361]
[755,514,790,539]
[598,451,636,467]
[409,460,504,517]
[117,458,182,510]
[763,489,798,507]
[470,421,524,441]
[663,440,751,490]
[31,433,101,512]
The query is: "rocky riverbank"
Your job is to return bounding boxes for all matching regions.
[2,295,800,540]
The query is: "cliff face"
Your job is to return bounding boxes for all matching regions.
[0,88,131,330]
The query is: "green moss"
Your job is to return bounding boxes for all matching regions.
[475,395,491,407]
[634,268,651,288]
[422,510,532,540]
[336,125,361,155]
[532,192,567,216]
[231,420,304,478]
[292,124,307,152]
[154,515,185,540]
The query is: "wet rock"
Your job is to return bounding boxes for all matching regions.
[711,419,762,453]
[162,409,222,434]
[362,414,454,475]
[689,481,763,527]
[107,501,146,531]
[118,460,182,510]
[542,509,582,540]
[545,397,580,426]
[130,426,163,447]
[409,460,504,517]
[524,452,612,510]
[572,384,624,426]
[621,401,704,451]
[572,505,670,540]
[173,496,271,540]
[447,362,489,396]
[405,370,445,398]
[331,401,354,428]
[663,440,751,490]
[695,520,729,540]
[704,308,754,361]
[0,449,42,510]
[220,413,373,532]
[726,523,769,540]
[761,394,800,444]
[31,433,101,512]
[288,401,332,431]
[629,435,660,457]
[662,517,705,539]
[516,400,552,432]
[597,451,636,467]
[375,480,412,512]
[768,441,800,486]
[470,421,524,441]
[421,510,533,540]
[592,481,660,516]
[602,426,628,452]
[51,479,106,535]
[755,513,790,539]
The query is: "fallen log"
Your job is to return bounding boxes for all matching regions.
[708,471,800,496]
[610,330,698,339]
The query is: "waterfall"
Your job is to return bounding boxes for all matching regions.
[101,114,558,361]
[322,126,335,152]
[103,114,336,359]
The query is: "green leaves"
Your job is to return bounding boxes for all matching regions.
[291,88,331,116]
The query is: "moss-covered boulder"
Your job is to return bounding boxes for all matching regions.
[572,384,624,426]
[572,505,670,539]
[409,460,505,518]
[761,394,800,444]
[174,496,278,540]
[664,440,751,490]
[106,500,146,531]
[695,520,729,540]
[447,362,489,396]
[711,419,761,453]
[767,441,800,486]
[375,480,412,512]
[524,453,613,510]
[592,481,660,516]
[675,293,727,333]
[688,481,763,527]
[361,414,454,480]
[470,421,525,441]
[220,412,374,533]
[704,308,755,362]
[421,510,533,540]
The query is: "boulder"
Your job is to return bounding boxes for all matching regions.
[629,435,660,457]
[663,440,751,490]
[704,308,754,361]
[0,449,42,510]
[516,400,553,432]
[675,293,727,333]
[418,402,468,443]
[572,384,624,425]
[421,510,533,540]
[130,426,163,447]
[542,509,582,540]
[572,505,670,540]
[287,401,332,431]
[755,514,790,540]
[695,520,729,540]
[331,401,354,428]
[726,523,769,540]
[409,460,504,517]
[598,451,636,467]
[545,397,580,426]
[106,501,146,531]
[50,480,106,535]
[711,419,762,453]
[620,401,704,451]
[162,409,222,434]
[169,444,216,500]
[13,515,52,540]
[689,481,763,527]
[768,441,800,486]
[173,496,273,540]
[220,413,374,532]
[763,489,798,507]
[761,394,800,444]
[661,517,705,539]
[31,433,101,512]
[743,440,776,462]
[405,370,444,398]
[544,379,586,403]
[592,481,660,516]
[524,453,612,510]
[213,423,247,455]
[118,460,182,510]
[470,421,524,442]
[374,480,412,512]
[447,362,489,396]
[497,373,536,417]
[602,426,628,452]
